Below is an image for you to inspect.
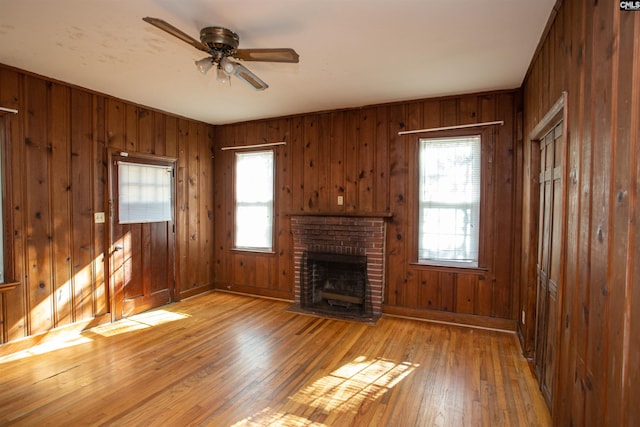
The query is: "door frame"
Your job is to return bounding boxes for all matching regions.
[526,91,568,409]
[106,148,177,321]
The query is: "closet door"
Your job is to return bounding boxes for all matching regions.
[534,121,563,410]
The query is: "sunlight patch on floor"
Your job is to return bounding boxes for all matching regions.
[231,356,418,426]
[89,309,190,337]
[231,407,327,427]
[292,356,418,413]
[0,309,190,364]
[0,335,93,364]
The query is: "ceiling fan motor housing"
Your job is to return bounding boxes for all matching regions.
[200,26,239,60]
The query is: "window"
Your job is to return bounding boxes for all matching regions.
[118,161,173,224]
[418,135,481,267]
[234,150,274,251]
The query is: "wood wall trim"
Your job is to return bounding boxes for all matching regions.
[529,91,567,141]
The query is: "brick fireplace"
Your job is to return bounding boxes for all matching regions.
[290,214,389,320]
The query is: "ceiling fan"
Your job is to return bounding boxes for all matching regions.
[143,17,299,91]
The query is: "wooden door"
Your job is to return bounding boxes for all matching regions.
[534,121,564,410]
[109,153,176,319]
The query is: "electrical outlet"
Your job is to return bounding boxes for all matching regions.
[94,212,105,224]
[337,196,344,206]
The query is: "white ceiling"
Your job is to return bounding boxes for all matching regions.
[0,0,555,125]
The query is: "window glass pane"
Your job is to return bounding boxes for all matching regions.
[235,151,274,250]
[118,162,173,224]
[418,136,480,267]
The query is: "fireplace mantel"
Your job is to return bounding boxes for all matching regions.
[287,211,393,219]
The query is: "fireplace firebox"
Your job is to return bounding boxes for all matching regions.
[290,214,389,321]
[301,252,370,318]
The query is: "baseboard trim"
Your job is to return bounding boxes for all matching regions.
[0,313,111,358]
[178,283,216,300]
[382,305,517,333]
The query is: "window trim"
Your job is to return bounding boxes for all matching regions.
[110,151,177,226]
[412,129,487,270]
[232,148,275,253]
[116,161,174,224]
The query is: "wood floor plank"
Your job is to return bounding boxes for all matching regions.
[0,292,550,426]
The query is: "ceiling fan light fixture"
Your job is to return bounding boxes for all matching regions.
[220,57,237,76]
[195,57,214,74]
[216,67,230,84]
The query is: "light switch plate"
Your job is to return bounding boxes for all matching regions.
[94,212,105,223]
[337,196,344,206]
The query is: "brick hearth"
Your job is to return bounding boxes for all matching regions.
[290,214,388,318]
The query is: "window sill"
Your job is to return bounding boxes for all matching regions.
[409,262,489,275]
[231,248,276,255]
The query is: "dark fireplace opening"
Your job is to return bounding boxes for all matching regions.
[301,251,371,318]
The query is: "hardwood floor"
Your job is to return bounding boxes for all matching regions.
[0,292,550,426]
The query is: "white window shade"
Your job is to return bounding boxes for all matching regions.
[418,135,481,267]
[118,162,173,224]
[235,151,274,250]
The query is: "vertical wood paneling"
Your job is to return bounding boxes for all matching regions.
[93,96,107,316]
[329,112,345,214]
[303,116,319,211]
[606,9,630,427]
[50,83,73,327]
[0,68,26,341]
[573,1,592,424]
[404,102,421,307]
[584,2,614,422]
[70,88,95,322]
[186,121,201,291]
[213,92,520,318]
[212,124,231,286]
[385,104,407,307]
[358,108,375,212]
[344,111,358,212]
[374,106,389,212]
[274,118,292,292]
[176,118,190,292]
[455,274,476,315]
[197,123,213,290]
[418,270,440,311]
[622,13,640,427]
[290,117,304,213]
[522,0,640,423]
[137,109,154,154]
[317,114,331,212]
[0,64,215,344]
[493,93,516,319]
[25,77,53,334]
[554,0,578,418]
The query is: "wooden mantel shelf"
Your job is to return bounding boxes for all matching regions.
[287,211,393,218]
[0,281,20,292]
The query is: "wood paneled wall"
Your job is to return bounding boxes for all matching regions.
[214,91,522,327]
[521,1,640,424]
[0,65,214,344]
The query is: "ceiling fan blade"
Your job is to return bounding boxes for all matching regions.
[234,48,299,63]
[143,17,209,53]
[232,63,269,90]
